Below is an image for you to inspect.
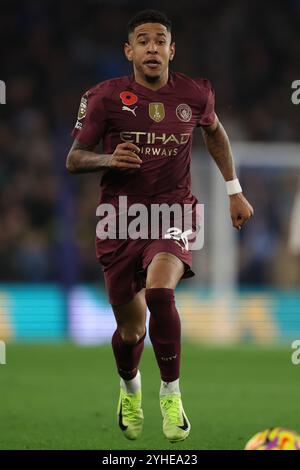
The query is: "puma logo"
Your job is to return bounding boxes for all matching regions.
[122,105,137,116]
[164,227,193,251]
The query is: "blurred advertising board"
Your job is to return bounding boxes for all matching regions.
[0,285,65,341]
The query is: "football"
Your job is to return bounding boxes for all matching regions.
[245,427,300,450]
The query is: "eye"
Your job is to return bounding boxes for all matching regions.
[138,40,146,45]
[158,40,166,45]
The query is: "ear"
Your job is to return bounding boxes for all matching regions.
[170,42,176,61]
[124,42,133,61]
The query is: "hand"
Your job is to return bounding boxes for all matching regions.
[229,193,254,230]
[108,142,142,171]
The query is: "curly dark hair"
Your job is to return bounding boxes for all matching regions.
[127,9,172,36]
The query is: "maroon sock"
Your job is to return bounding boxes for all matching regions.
[145,288,181,382]
[111,329,146,380]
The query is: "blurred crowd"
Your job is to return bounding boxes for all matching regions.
[0,0,299,284]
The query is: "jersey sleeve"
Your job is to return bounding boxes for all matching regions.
[194,78,215,127]
[71,88,107,147]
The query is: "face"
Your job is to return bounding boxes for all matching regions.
[124,23,175,83]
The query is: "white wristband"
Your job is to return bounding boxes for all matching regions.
[226,178,242,195]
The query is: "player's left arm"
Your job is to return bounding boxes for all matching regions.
[201,114,254,230]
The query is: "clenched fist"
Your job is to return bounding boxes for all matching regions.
[108,142,142,171]
[230,193,254,230]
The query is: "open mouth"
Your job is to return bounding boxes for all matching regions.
[143,59,161,69]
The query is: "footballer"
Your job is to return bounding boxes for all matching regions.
[67,10,254,443]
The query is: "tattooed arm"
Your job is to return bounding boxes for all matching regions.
[201,115,237,180]
[66,139,142,174]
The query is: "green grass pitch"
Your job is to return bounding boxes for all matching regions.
[0,343,299,450]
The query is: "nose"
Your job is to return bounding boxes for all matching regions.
[147,41,158,54]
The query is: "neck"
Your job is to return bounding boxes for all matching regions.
[133,67,169,91]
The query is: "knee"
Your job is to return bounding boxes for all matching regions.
[146,253,185,289]
[119,328,145,345]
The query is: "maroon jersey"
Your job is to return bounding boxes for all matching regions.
[71,71,215,206]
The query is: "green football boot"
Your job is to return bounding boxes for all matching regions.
[117,388,144,440]
[160,394,191,443]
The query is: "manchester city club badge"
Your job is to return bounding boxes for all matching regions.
[176,103,192,122]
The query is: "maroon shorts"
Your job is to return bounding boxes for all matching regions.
[96,237,194,306]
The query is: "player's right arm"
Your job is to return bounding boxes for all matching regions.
[67,86,142,173]
[66,140,142,173]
